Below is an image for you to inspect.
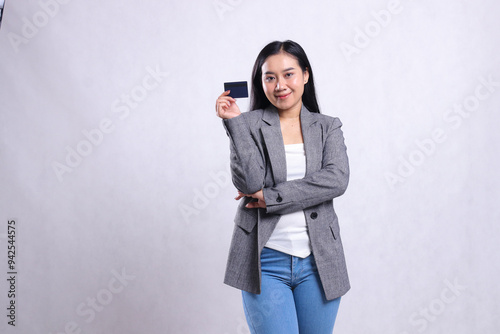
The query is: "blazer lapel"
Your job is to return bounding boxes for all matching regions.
[261,106,287,184]
[258,107,284,250]
[261,105,322,183]
[300,105,322,175]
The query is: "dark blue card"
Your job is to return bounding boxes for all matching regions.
[224,81,248,98]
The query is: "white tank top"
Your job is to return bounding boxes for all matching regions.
[265,143,311,258]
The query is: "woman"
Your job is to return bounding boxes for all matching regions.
[215,40,350,334]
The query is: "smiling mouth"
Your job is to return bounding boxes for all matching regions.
[276,93,291,100]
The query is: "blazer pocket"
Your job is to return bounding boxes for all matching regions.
[235,216,257,233]
[329,225,337,240]
[234,200,258,233]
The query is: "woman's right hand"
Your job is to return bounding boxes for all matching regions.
[215,90,241,119]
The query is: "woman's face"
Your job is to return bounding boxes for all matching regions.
[261,52,309,114]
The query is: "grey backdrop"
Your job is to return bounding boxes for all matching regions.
[1,0,499,333]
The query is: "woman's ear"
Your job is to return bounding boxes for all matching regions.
[304,68,310,84]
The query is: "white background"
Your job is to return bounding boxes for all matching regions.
[1,0,499,333]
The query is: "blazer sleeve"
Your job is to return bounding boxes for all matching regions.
[263,117,349,215]
[222,113,266,195]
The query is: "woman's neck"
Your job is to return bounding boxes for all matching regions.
[278,102,302,120]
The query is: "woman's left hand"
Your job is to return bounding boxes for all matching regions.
[235,190,267,209]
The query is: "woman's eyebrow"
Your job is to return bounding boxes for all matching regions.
[264,67,295,75]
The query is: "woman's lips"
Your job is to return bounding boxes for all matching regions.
[276,93,291,100]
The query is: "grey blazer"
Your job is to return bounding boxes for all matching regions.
[222,104,350,301]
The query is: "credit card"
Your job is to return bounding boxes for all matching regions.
[224,81,248,98]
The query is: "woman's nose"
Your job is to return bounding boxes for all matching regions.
[275,79,285,91]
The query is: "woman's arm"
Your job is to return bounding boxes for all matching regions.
[223,115,266,195]
[216,91,266,194]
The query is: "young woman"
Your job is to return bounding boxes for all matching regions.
[215,40,350,334]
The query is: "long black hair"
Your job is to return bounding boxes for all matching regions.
[250,40,321,113]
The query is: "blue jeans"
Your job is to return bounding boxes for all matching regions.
[242,247,341,334]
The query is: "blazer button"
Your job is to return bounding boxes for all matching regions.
[276,196,283,203]
[310,212,318,219]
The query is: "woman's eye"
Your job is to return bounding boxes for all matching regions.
[265,77,275,82]
[285,72,294,77]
